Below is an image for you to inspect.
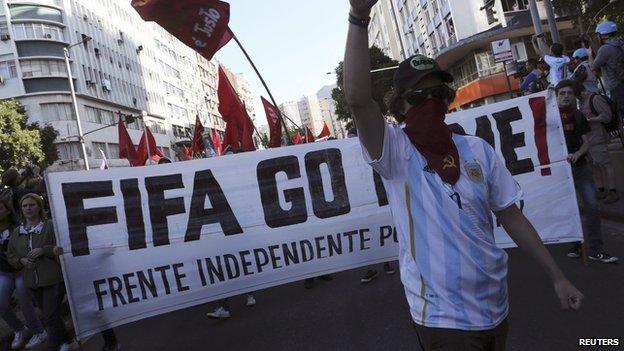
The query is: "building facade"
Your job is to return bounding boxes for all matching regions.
[370,0,576,110]
[0,0,253,170]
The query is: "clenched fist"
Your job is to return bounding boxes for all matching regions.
[350,0,378,17]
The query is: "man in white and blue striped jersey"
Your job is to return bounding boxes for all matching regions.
[343,1,584,350]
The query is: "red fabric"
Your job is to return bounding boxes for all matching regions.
[191,115,205,153]
[218,65,246,152]
[305,127,315,143]
[402,99,460,185]
[241,109,256,152]
[183,145,193,160]
[117,118,137,166]
[292,131,302,145]
[211,129,223,155]
[261,97,283,148]
[135,127,164,166]
[316,122,330,139]
[131,0,232,61]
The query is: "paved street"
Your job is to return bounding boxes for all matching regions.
[72,219,624,351]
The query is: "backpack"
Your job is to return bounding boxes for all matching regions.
[589,93,621,133]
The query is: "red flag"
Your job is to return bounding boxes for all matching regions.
[191,115,205,153]
[183,145,193,160]
[241,110,256,152]
[261,97,282,148]
[218,65,246,152]
[317,122,330,139]
[292,131,302,145]
[305,127,315,143]
[118,117,137,165]
[131,0,232,61]
[211,129,223,155]
[135,127,164,166]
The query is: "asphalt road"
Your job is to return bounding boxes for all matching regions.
[80,219,624,351]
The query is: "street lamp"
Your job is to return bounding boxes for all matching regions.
[64,35,92,170]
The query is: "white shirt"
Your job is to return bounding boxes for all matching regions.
[544,55,570,86]
[361,124,522,330]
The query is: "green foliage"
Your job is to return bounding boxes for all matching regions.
[27,122,59,168]
[552,0,624,36]
[0,100,45,173]
[331,46,399,123]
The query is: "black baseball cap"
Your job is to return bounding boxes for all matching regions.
[393,54,453,89]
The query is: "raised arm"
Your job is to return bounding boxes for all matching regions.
[344,0,385,160]
[531,35,550,58]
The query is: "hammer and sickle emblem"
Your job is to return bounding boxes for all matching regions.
[442,155,456,170]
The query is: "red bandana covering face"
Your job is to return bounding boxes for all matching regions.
[402,98,460,185]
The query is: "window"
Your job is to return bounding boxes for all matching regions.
[0,60,18,79]
[41,103,75,121]
[147,120,166,134]
[12,23,64,41]
[92,142,107,158]
[162,146,171,159]
[57,142,80,160]
[9,4,63,22]
[20,59,66,77]
[108,143,119,158]
[167,103,187,120]
[85,106,115,124]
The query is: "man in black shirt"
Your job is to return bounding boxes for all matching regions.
[556,80,618,263]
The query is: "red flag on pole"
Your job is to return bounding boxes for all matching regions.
[135,127,164,166]
[118,117,137,165]
[211,129,223,155]
[191,115,205,154]
[182,145,193,160]
[241,110,256,152]
[131,0,232,60]
[261,97,282,148]
[218,65,247,152]
[317,121,330,139]
[305,127,315,143]
[292,131,302,145]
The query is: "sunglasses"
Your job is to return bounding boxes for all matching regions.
[402,85,456,107]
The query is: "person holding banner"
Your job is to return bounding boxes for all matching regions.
[344,1,583,350]
[0,197,47,349]
[6,194,77,351]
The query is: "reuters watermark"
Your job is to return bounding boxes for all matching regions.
[578,338,620,347]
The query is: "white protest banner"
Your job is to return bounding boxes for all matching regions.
[47,90,581,339]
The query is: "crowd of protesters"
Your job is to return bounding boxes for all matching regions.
[0,166,119,351]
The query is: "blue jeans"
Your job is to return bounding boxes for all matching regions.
[0,270,43,333]
[572,164,604,254]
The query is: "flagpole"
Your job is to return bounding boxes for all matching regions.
[230,30,295,144]
[141,110,151,165]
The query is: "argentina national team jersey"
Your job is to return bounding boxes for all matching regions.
[362,124,523,331]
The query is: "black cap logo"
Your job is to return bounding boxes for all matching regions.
[409,54,435,71]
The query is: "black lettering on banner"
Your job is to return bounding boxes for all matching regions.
[380,226,393,246]
[343,230,358,252]
[257,156,307,228]
[185,170,243,242]
[282,242,300,266]
[62,181,117,257]
[153,265,172,295]
[492,107,534,175]
[373,171,388,206]
[94,279,107,311]
[206,257,224,284]
[359,228,371,250]
[173,263,189,292]
[300,240,314,262]
[315,236,327,258]
[475,115,495,148]
[122,272,140,304]
[107,276,126,308]
[268,245,283,269]
[239,250,254,275]
[253,248,270,273]
[305,149,351,218]
[327,234,342,256]
[137,269,158,299]
[224,254,240,279]
[446,123,466,135]
[120,179,146,250]
[145,175,186,246]
[197,259,207,286]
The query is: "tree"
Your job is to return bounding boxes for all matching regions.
[28,122,59,168]
[331,46,399,123]
[552,0,624,38]
[0,99,45,173]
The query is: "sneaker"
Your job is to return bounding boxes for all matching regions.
[59,340,78,351]
[245,294,256,307]
[25,331,47,349]
[596,189,607,200]
[384,263,396,275]
[603,192,620,204]
[589,252,619,263]
[304,278,314,289]
[361,269,378,283]
[567,244,582,258]
[206,306,231,319]
[11,328,27,349]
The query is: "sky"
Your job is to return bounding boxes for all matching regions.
[215,1,350,127]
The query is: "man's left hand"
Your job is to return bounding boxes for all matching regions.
[567,152,581,164]
[27,248,44,260]
[554,278,584,310]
